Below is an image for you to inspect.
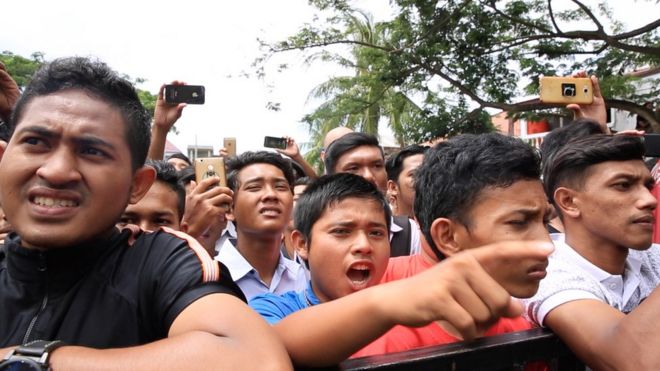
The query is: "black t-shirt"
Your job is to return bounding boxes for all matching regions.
[0,228,244,348]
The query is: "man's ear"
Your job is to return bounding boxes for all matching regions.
[128,165,156,204]
[429,217,463,257]
[387,179,399,196]
[291,230,309,261]
[553,187,581,219]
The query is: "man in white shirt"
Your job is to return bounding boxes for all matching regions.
[215,151,307,300]
[524,134,660,370]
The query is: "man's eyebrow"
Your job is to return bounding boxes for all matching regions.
[73,135,116,152]
[16,125,57,138]
[16,125,116,151]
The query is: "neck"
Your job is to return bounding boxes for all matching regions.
[236,229,282,285]
[564,224,628,275]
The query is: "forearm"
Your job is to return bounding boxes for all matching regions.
[274,285,394,367]
[147,125,168,160]
[51,331,289,371]
[604,288,660,370]
[291,154,319,180]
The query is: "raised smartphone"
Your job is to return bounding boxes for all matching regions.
[194,157,226,187]
[264,136,287,150]
[224,137,237,157]
[539,76,593,105]
[164,85,205,104]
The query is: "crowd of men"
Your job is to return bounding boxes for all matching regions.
[0,57,658,370]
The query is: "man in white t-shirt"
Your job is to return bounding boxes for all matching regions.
[524,134,660,370]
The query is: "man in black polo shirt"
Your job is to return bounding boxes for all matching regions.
[0,57,291,370]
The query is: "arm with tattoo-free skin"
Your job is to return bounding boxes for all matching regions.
[147,82,186,160]
[3,295,292,371]
[273,241,553,367]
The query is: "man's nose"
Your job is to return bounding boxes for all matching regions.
[35,148,82,186]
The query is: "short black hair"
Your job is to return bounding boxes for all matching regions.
[10,57,151,171]
[415,133,541,259]
[294,176,313,188]
[177,166,196,185]
[386,144,428,182]
[543,134,646,211]
[167,152,192,167]
[540,118,604,171]
[294,173,391,245]
[324,132,383,174]
[146,160,186,221]
[226,151,295,192]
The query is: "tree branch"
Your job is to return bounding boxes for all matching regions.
[571,0,605,33]
[548,0,563,34]
[614,19,660,40]
[271,39,393,53]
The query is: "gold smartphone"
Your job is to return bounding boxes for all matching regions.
[194,157,227,187]
[539,76,593,105]
[223,137,237,158]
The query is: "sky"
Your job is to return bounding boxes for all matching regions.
[2,0,657,155]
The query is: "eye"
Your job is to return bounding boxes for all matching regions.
[612,181,631,191]
[369,229,386,238]
[506,219,528,228]
[155,218,172,226]
[81,146,109,158]
[330,228,350,236]
[21,136,48,149]
[275,183,291,192]
[119,216,135,225]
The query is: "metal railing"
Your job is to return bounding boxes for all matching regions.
[337,328,583,371]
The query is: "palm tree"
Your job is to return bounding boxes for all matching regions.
[302,10,421,171]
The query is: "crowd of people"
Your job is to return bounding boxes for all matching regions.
[0,57,658,370]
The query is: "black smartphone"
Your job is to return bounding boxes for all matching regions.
[264,136,287,150]
[643,134,660,157]
[164,85,205,104]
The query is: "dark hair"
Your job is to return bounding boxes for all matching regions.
[415,133,541,258]
[10,57,151,171]
[177,166,196,185]
[167,152,192,167]
[294,176,313,187]
[543,134,646,210]
[146,160,186,220]
[540,118,604,171]
[226,151,295,192]
[386,144,428,182]
[324,132,383,174]
[294,173,391,244]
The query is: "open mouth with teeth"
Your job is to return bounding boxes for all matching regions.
[32,196,79,208]
[346,264,372,289]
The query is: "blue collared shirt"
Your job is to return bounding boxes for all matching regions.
[249,283,320,324]
[215,238,307,300]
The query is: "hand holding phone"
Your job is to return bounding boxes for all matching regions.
[164,85,205,104]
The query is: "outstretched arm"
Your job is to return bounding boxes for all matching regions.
[273,240,552,367]
[147,82,186,160]
[47,294,292,371]
[544,287,660,371]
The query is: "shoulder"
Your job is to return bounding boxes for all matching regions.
[382,255,426,283]
[249,290,305,325]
